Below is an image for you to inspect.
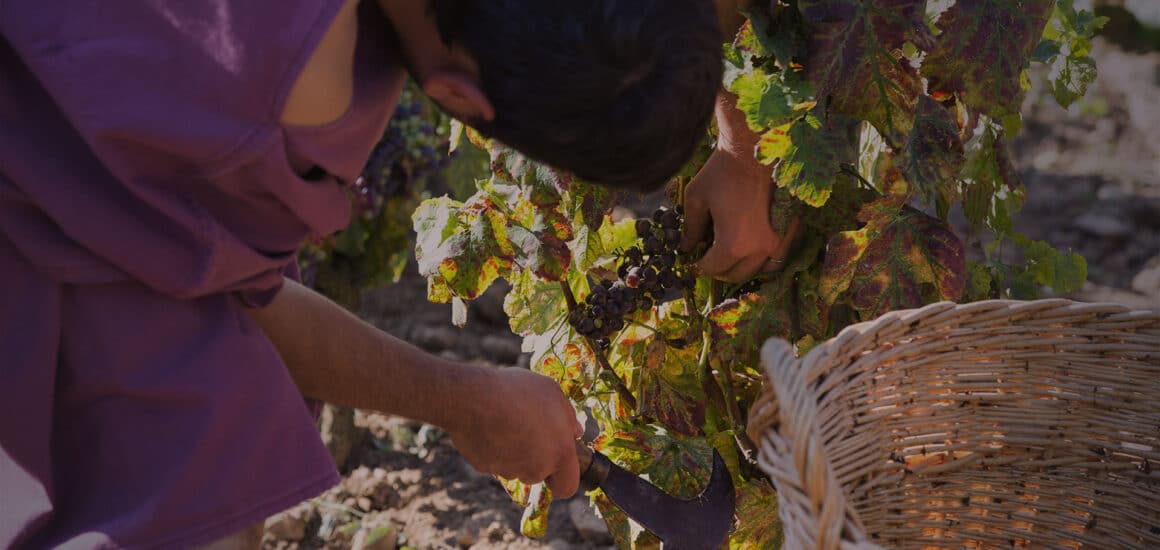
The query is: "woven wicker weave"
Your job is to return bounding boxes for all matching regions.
[746,299,1160,549]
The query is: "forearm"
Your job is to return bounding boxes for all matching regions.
[245,277,489,432]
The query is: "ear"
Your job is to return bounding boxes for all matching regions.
[422,71,495,122]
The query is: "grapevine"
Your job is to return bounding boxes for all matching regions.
[401,1,1107,547]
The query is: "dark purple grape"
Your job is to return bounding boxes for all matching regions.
[644,235,664,255]
[596,338,610,349]
[577,317,595,335]
[660,210,680,229]
[625,246,643,264]
[634,219,652,236]
[625,268,642,288]
[660,270,679,289]
[675,205,685,216]
[590,305,606,319]
[663,228,681,246]
[609,318,624,331]
[651,208,666,222]
[617,262,630,279]
[605,300,621,318]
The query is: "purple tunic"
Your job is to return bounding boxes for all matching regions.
[0,0,405,547]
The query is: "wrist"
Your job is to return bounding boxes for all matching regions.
[428,361,496,434]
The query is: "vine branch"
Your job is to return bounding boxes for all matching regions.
[559,280,637,410]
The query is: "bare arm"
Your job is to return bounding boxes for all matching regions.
[246,278,583,496]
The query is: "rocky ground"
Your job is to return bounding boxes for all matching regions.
[262,35,1159,550]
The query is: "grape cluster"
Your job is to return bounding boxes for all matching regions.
[569,206,693,349]
[353,86,454,221]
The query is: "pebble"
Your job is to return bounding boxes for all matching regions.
[352,525,398,550]
[265,507,310,542]
[568,499,613,544]
[1131,256,1160,299]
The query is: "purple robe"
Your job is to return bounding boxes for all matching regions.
[0,0,406,546]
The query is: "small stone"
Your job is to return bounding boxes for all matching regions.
[1131,256,1160,299]
[1073,212,1132,239]
[265,509,309,542]
[352,525,398,550]
[456,530,477,548]
[357,497,374,512]
[568,499,613,544]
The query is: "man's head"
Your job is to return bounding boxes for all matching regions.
[387,0,723,193]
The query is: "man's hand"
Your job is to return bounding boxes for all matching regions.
[681,147,799,283]
[245,278,583,498]
[448,367,583,497]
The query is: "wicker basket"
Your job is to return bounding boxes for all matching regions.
[746,299,1160,549]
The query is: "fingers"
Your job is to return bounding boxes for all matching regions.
[720,254,770,283]
[544,448,581,498]
[680,191,710,254]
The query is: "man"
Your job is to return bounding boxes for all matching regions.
[0,0,792,548]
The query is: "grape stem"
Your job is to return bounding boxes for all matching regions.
[559,280,637,410]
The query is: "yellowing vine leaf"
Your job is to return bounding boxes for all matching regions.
[708,280,793,367]
[595,424,715,500]
[757,113,857,207]
[922,0,1054,122]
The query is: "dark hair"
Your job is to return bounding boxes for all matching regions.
[430,0,723,192]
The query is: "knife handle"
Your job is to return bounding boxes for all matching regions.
[576,442,611,493]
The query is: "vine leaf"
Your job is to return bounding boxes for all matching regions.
[504,269,567,336]
[1035,0,1108,108]
[591,492,657,549]
[708,280,793,368]
[922,0,1054,122]
[536,342,589,402]
[961,125,1026,235]
[730,68,816,133]
[412,195,513,300]
[635,337,706,437]
[1017,237,1088,294]
[757,113,856,207]
[595,424,714,500]
[499,478,552,539]
[897,95,966,211]
[799,0,933,145]
[821,198,966,320]
[729,479,784,549]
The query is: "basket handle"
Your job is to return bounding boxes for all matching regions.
[753,339,880,550]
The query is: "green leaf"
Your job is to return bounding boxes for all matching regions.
[964,260,996,301]
[799,0,934,145]
[741,3,808,68]
[730,68,816,132]
[897,95,966,210]
[960,124,1026,236]
[757,114,857,207]
[504,269,567,335]
[922,0,1054,122]
[729,479,784,549]
[595,424,715,500]
[1020,238,1088,294]
[822,201,966,320]
[634,337,707,437]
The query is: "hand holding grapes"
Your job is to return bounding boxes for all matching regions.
[680,91,799,283]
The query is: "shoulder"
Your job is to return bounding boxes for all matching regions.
[1,0,353,167]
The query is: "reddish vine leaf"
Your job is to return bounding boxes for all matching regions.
[822,201,966,320]
[897,95,966,209]
[635,337,706,437]
[536,343,588,402]
[922,0,1054,122]
[729,478,784,549]
[757,113,856,207]
[799,0,933,145]
[708,281,793,367]
[507,224,571,281]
